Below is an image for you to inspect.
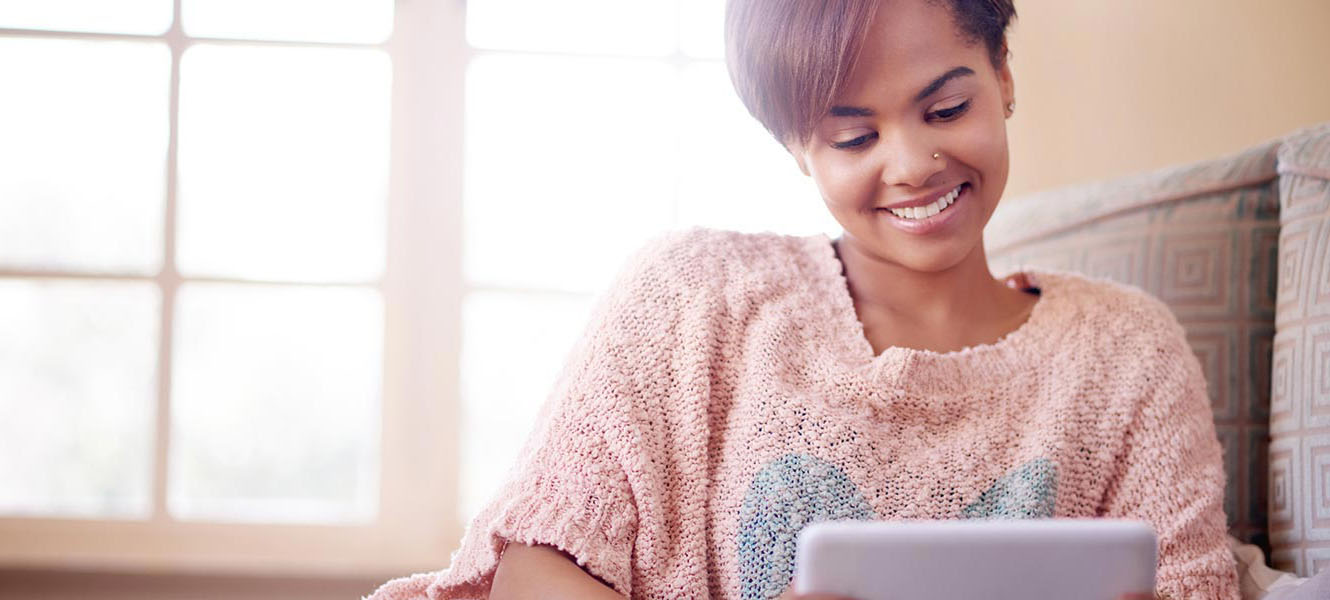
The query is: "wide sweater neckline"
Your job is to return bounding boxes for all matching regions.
[801,232,1074,394]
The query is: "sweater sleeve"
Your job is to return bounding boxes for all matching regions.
[364,231,698,600]
[1100,304,1240,600]
[363,393,638,600]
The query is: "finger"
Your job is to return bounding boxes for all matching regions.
[1005,272,1031,289]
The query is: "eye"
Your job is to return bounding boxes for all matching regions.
[831,132,877,150]
[828,99,970,150]
[928,99,971,121]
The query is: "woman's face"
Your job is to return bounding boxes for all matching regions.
[786,0,1014,274]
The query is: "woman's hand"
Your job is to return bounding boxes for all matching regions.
[776,580,857,600]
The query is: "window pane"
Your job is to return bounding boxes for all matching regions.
[676,63,840,236]
[679,0,724,59]
[0,39,169,274]
[464,55,676,293]
[0,0,171,35]
[466,0,676,56]
[169,283,382,524]
[0,280,158,518]
[183,0,393,44]
[459,291,594,520]
[177,44,390,283]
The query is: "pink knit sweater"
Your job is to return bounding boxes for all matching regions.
[368,227,1240,600]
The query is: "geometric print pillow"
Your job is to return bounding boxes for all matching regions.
[1270,121,1330,578]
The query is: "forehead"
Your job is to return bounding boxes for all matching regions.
[837,0,986,102]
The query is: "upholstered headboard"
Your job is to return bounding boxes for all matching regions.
[986,135,1283,560]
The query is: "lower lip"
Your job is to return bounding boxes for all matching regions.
[878,184,969,235]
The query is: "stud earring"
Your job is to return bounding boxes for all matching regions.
[1006,100,1015,115]
[932,152,940,159]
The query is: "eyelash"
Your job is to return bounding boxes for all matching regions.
[831,99,973,150]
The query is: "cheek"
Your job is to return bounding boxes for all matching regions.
[808,155,879,210]
[955,111,1009,175]
[954,114,1010,223]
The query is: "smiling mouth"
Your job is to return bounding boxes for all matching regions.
[878,183,968,220]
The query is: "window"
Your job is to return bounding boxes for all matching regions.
[0,0,834,576]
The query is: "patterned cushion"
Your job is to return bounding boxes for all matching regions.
[985,139,1283,557]
[1270,122,1330,577]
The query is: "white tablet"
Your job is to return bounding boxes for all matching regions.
[794,519,1156,600]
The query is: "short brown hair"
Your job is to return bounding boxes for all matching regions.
[725,0,1017,148]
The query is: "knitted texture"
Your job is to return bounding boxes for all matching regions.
[366,227,1240,600]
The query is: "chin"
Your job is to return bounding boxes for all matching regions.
[882,240,979,273]
[893,253,969,274]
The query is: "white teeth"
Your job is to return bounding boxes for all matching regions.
[888,184,964,220]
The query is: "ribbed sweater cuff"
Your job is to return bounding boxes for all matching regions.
[433,467,637,599]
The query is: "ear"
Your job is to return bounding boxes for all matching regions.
[784,139,811,177]
[996,43,1015,115]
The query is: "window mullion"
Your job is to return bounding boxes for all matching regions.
[372,0,466,559]
[151,0,184,524]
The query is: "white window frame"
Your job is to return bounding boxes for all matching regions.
[0,0,466,577]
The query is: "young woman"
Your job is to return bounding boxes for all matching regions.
[368,1,1239,598]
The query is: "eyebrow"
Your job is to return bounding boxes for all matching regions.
[827,66,976,117]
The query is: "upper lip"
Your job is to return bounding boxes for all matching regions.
[880,182,966,210]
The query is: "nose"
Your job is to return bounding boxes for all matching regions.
[876,129,945,189]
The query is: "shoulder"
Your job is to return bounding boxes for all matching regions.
[566,228,808,414]
[1030,270,1190,355]
[625,226,812,275]
[1026,272,1205,417]
[615,226,817,303]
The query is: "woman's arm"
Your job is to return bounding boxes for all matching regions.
[490,542,626,600]
[1099,305,1240,599]
[491,542,861,600]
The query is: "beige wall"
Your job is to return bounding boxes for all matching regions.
[1004,0,1330,198]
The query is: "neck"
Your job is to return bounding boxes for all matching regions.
[833,233,1012,336]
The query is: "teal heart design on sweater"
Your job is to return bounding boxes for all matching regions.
[961,457,1059,519]
[736,454,876,600]
[734,455,1057,599]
